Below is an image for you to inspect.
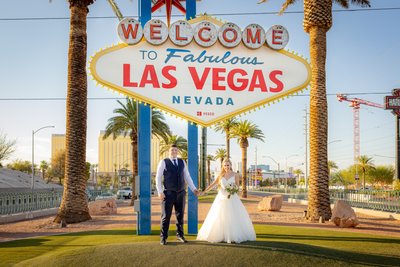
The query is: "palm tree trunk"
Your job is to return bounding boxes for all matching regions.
[241,146,248,198]
[55,5,91,224]
[226,133,230,159]
[130,135,138,206]
[363,171,366,190]
[306,26,332,222]
[207,159,211,186]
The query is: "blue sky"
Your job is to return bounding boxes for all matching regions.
[0,0,397,173]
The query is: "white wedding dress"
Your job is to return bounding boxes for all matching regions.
[197,175,256,243]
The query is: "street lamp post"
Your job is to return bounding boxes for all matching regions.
[285,154,299,192]
[32,125,55,190]
[328,139,342,145]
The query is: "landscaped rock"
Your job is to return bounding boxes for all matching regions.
[331,200,359,228]
[89,199,117,215]
[257,195,283,211]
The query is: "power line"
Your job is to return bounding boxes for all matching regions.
[0,97,125,101]
[297,92,390,97]
[0,92,391,101]
[1,7,400,21]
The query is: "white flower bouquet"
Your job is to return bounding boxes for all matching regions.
[225,183,239,199]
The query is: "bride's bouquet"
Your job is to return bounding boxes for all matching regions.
[225,183,239,199]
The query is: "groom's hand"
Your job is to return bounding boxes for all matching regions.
[193,189,199,196]
[159,192,166,201]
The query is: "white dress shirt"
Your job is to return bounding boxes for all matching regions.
[155,158,197,195]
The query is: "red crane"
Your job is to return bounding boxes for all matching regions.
[336,94,384,187]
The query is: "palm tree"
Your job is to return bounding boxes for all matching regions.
[40,160,49,181]
[159,135,188,156]
[213,118,238,159]
[258,0,370,221]
[206,155,215,186]
[214,148,227,167]
[231,120,265,198]
[103,98,171,204]
[368,165,394,189]
[357,155,375,190]
[54,0,95,224]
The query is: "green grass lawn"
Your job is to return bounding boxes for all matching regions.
[1,225,400,267]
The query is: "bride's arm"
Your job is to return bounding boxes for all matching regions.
[203,179,219,194]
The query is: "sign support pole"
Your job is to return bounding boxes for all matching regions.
[186,0,198,235]
[201,127,207,190]
[187,123,198,234]
[137,0,152,235]
[396,115,400,180]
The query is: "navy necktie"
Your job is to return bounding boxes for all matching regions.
[173,159,177,167]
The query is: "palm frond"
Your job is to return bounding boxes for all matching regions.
[214,148,227,160]
[213,118,238,134]
[334,0,349,8]
[279,0,298,14]
[231,120,265,142]
[159,135,188,155]
[334,0,371,8]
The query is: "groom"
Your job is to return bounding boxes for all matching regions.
[155,144,200,245]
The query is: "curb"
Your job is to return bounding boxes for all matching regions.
[0,208,59,224]
[288,198,400,220]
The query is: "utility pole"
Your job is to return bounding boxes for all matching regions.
[304,106,308,189]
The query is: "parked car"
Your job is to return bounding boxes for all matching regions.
[86,189,96,202]
[95,192,116,201]
[117,187,133,199]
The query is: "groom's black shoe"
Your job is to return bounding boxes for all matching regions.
[177,236,188,243]
[160,238,167,245]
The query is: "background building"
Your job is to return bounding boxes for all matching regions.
[52,132,167,178]
[98,131,166,176]
[249,164,270,172]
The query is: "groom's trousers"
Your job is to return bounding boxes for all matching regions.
[161,190,186,239]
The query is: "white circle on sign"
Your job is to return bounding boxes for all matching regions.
[242,24,266,49]
[266,25,289,50]
[143,19,168,45]
[194,21,218,47]
[218,22,242,48]
[169,20,194,46]
[117,17,143,45]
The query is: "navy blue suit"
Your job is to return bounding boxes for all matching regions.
[160,158,186,239]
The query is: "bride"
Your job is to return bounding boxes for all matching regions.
[197,158,256,243]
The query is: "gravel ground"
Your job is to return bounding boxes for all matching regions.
[1,194,399,242]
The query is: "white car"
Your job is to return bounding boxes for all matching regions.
[117,187,133,199]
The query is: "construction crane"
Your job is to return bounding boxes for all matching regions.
[336,94,384,188]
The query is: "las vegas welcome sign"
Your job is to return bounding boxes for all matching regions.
[90,15,311,126]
